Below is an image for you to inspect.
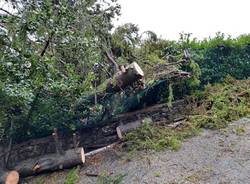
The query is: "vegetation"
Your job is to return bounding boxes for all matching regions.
[125,78,250,152]
[64,167,80,184]
[190,77,250,129]
[125,119,198,151]
[0,0,250,146]
[97,173,126,184]
[0,0,121,143]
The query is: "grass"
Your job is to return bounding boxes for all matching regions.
[34,177,45,184]
[97,173,126,184]
[154,171,161,177]
[64,167,80,184]
[234,125,246,136]
[185,166,214,183]
[125,78,250,152]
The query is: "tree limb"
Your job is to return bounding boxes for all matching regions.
[40,33,54,57]
[105,50,119,73]
[0,8,20,19]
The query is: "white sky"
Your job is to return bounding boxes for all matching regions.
[114,0,250,40]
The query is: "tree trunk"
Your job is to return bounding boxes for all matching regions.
[14,147,84,177]
[105,62,144,93]
[86,62,144,103]
[0,169,19,184]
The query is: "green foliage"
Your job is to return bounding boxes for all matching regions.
[64,167,80,184]
[0,0,120,143]
[125,121,198,151]
[125,78,250,152]
[111,23,140,62]
[97,173,126,184]
[190,33,250,85]
[190,77,250,129]
[234,126,246,136]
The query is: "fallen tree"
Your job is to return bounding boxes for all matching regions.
[2,58,194,179]
[4,99,193,170]
[13,147,84,177]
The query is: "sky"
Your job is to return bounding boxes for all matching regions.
[1,0,249,40]
[114,0,250,40]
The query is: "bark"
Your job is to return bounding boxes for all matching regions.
[104,62,144,93]
[13,147,85,177]
[4,99,192,168]
[85,62,144,106]
[0,169,19,184]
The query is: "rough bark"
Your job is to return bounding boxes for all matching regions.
[105,62,144,93]
[87,62,144,104]
[4,99,193,169]
[0,169,19,184]
[13,147,85,177]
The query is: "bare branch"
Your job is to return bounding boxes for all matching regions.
[0,8,20,19]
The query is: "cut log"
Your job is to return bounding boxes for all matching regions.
[0,170,19,184]
[13,147,85,177]
[105,62,144,93]
[85,62,144,104]
[116,118,152,139]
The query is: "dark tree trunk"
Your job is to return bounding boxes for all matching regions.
[14,147,84,177]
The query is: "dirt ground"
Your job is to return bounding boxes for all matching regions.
[25,118,250,184]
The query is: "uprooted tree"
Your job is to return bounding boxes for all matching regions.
[0,0,202,180]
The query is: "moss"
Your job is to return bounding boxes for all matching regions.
[169,137,181,151]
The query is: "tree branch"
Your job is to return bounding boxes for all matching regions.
[40,33,54,57]
[105,50,119,73]
[0,8,20,19]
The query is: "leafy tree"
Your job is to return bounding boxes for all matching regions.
[0,0,120,142]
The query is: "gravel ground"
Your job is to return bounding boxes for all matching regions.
[26,118,250,184]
